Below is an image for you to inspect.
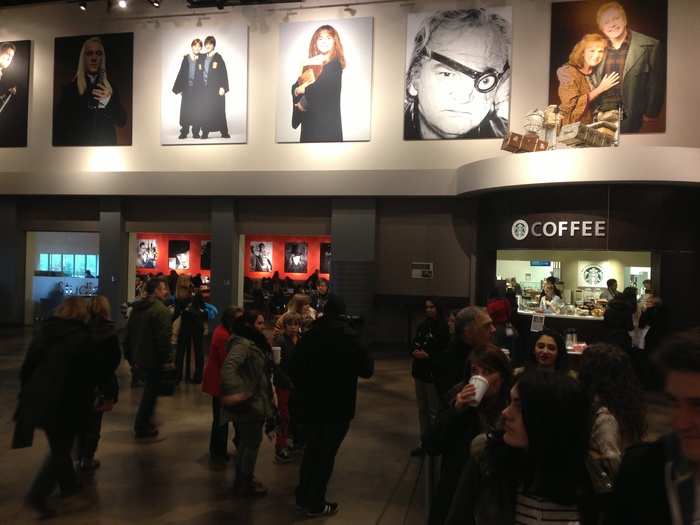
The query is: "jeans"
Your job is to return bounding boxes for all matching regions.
[275,388,291,451]
[75,411,103,460]
[176,320,204,382]
[134,368,160,433]
[233,419,263,479]
[209,397,229,459]
[414,378,440,440]
[27,428,79,503]
[295,421,350,512]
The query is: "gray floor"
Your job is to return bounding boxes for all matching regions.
[0,327,673,524]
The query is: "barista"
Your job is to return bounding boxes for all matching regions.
[538,276,562,300]
[540,282,563,312]
[599,278,619,301]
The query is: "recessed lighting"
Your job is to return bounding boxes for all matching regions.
[118,0,127,8]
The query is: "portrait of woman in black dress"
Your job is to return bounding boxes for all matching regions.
[291,25,345,143]
[53,35,131,146]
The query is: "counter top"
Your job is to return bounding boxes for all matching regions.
[517,309,604,322]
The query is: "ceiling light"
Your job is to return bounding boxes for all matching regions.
[150,0,160,6]
[216,0,224,10]
[118,0,127,8]
[344,6,356,16]
[79,0,87,10]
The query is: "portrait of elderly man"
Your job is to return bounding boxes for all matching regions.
[404,8,512,140]
[591,1,666,133]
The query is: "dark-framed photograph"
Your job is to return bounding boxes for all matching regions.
[52,32,133,146]
[0,40,31,148]
[136,239,158,269]
[200,240,212,270]
[249,241,273,272]
[320,242,331,274]
[168,240,190,270]
[284,242,308,273]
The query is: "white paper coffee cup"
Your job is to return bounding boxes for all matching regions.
[272,346,282,365]
[468,375,490,407]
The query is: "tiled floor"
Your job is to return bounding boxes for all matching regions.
[0,327,673,524]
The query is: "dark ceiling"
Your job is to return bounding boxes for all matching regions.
[0,0,300,6]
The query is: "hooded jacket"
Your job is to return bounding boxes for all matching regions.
[125,296,173,370]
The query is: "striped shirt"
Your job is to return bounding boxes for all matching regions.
[515,492,581,525]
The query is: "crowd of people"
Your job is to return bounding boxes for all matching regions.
[10,268,700,524]
[408,293,698,525]
[12,274,373,520]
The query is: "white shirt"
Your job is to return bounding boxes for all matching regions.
[540,294,562,312]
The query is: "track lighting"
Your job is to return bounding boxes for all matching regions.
[148,0,160,6]
[344,6,357,16]
[79,0,87,10]
[216,0,224,10]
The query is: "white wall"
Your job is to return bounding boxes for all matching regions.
[0,0,698,196]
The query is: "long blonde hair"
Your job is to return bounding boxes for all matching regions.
[88,295,112,320]
[175,274,192,301]
[55,296,90,323]
[75,36,112,96]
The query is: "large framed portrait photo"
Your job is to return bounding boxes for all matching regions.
[52,32,133,146]
[276,17,373,143]
[404,8,512,141]
[0,40,31,148]
[548,0,668,134]
[161,20,248,145]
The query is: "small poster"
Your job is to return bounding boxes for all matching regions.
[249,241,273,272]
[52,32,134,146]
[320,242,331,274]
[136,239,158,268]
[0,40,31,148]
[285,242,308,273]
[200,240,211,270]
[168,240,190,270]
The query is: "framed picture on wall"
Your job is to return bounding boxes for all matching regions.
[276,17,374,143]
[285,242,308,273]
[404,8,512,140]
[161,20,248,144]
[0,40,31,148]
[548,0,667,134]
[136,239,158,269]
[320,242,331,274]
[201,240,212,270]
[249,241,273,272]
[168,240,190,270]
[52,32,134,146]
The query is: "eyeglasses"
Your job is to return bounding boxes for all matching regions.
[423,50,509,94]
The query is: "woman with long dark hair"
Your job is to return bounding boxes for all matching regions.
[515,328,570,377]
[291,25,345,142]
[220,309,276,498]
[446,368,592,524]
[202,306,244,464]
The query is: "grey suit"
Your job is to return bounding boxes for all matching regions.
[594,30,666,133]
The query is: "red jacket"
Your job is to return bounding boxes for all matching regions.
[202,324,230,397]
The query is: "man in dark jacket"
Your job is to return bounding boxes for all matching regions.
[289,294,374,518]
[606,329,700,524]
[126,277,172,438]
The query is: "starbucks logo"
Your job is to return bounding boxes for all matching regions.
[511,219,529,241]
[583,265,604,286]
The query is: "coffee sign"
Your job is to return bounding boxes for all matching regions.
[511,218,606,241]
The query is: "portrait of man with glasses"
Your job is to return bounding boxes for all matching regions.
[404,8,512,140]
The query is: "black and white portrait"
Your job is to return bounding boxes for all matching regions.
[161,21,248,144]
[168,240,190,270]
[249,241,273,272]
[136,239,158,269]
[320,242,331,274]
[285,242,308,274]
[404,8,512,140]
[201,240,212,270]
[0,40,31,148]
[53,33,133,146]
[276,17,373,143]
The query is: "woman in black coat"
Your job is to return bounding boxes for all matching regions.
[13,298,107,517]
[604,287,637,353]
[291,25,345,143]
